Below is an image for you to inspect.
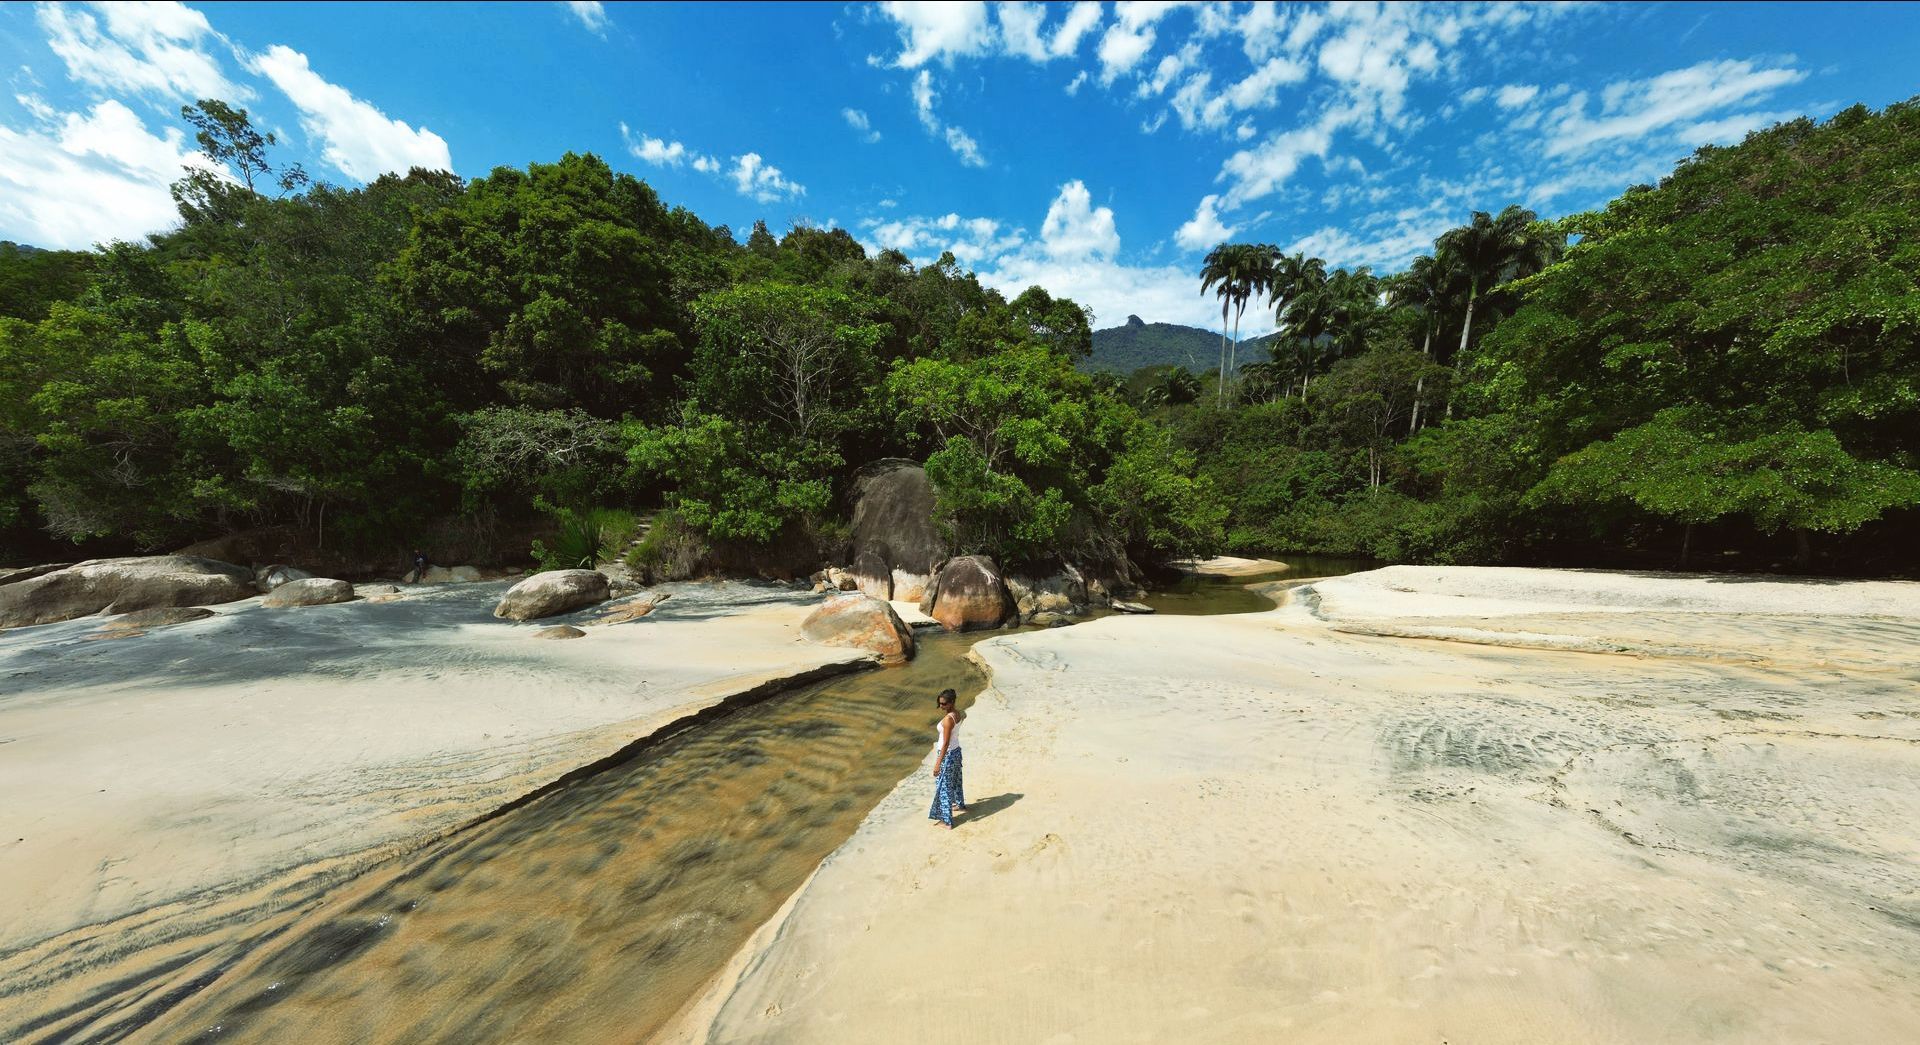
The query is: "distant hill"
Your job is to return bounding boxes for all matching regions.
[1086,315,1279,375]
[1,241,49,256]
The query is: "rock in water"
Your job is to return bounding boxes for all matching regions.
[357,583,402,596]
[1028,611,1074,628]
[420,565,484,584]
[920,555,1016,632]
[255,564,314,590]
[262,578,357,608]
[494,569,611,621]
[800,593,916,663]
[97,606,218,634]
[0,555,256,628]
[1008,565,1088,621]
[532,625,586,640]
[1110,599,1155,614]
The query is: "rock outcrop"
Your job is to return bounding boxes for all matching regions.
[845,459,947,597]
[801,593,915,664]
[919,555,1016,632]
[255,564,314,590]
[97,606,218,635]
[851,544,894,600]
[0,556,257,629]
[262,578,356,608]
[493,569,611,621]
[1007,566,1089,622]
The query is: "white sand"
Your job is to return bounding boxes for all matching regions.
[678,567,1920,1043]
[0,580,867,974]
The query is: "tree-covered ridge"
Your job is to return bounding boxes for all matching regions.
[1168,97,1920,573]
[0,100,1211,574]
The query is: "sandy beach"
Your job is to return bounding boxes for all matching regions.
[0,579,873,1039]
[676,567,1920,1043]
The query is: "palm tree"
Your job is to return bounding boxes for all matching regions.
[1323,266,1380,358]
[1390,254,1458,434]
[1200,243,1274,405]
[1271,253,1328,395]
[1142,365,1202,406]
[1434,205,1560,416]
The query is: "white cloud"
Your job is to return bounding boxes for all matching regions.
[620,122,717,168]
[0,98,221,248]
[842,106,881,143]
[1681,109,1795,147]
[1039,178,1118,260]
[878,0,993,67]
[563,1,608,36]
[1218,105,1349,206]
[1095,3,1163,85]
[1546,58,1804,157]
[1494,83,1538,109]
[1064,70,1088,95]
[730,152,804,203]
[863,210,1024,266]
[995,1,1049,61]
[38,0,246,102]
[1174,193,1234,251]
[247,45,451,181]
[1050,1,1103,57]
[910,69,987,167]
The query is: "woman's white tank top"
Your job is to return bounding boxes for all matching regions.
[935,714,962,755]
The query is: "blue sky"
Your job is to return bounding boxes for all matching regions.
[2,2,1915,332]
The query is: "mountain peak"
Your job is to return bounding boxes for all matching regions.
[1125,314,1145,328]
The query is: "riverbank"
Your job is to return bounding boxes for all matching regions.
[675,566,1920,1043]
[0,580,877,1041]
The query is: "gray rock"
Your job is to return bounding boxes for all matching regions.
[1028,611,1074,628]
[920,555,1016,632]
[357,584,402,596]
[255,564,314,590]
[419,565,483,584]
[98,606,218,633]
[494,569,611,621]
[262,577,356,608]
[532,625,586,640]
[1008,565,1088,621]
[0,555,257,628]
[801,593,915,663]
[847,459,948,586]
[851,543,894,600]
[1110,599,1156,614]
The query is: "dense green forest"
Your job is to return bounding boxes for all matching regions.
[1170,98,1920,573]
[2,98,1915,577]
[0,101,1217,577]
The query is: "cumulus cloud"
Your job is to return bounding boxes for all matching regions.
[1096,1,1175,84]
[1174,193,1235,251]
[1546,58,1805,156]
[562,1,609,36]
[878,0,993,67]
[620,122,718,169]
[1039,178,1118,259]
[0,98,221,248]
[248,45,451,181]
[1049,1,1104,57]
[38,0,247,102]
[842,106,881,143]
[730,152,804,203]
[1494,83,1539,109]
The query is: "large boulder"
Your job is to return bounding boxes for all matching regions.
[851,543,893,600]
[262,577,356,608]
[890,568,931,603]
[847,458,948,584]
[256,564,314,590]
[919,555,1016,632]
[1007,565,1088,622]
[494,569,611,621]
[801,593,915,664]
[0,556,257,629]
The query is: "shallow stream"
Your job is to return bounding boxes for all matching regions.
[122,556,1365,1043]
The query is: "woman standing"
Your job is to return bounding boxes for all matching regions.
[928,688,967,828]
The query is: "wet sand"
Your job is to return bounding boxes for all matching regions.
[0,580,873,1042]
[678,567,1920,1043]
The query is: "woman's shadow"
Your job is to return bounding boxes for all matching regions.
[962,792,1023,824]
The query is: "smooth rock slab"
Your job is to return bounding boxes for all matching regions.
[494,569,611,621]
[0,556,256,628]
[95,607,217,636]
[262,578,356,608]
[532,625,586,640]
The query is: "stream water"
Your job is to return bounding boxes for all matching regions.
[124,556,1368,1043]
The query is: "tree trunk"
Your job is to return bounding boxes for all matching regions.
[1446,290,1477,421]
[1409,324,1433,435]
[1218,301,1229,406]
[1794,528,1812,571]
[1679,523,1692,569]
[1228,304,1242,405]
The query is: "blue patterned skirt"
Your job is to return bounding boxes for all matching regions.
[928,748,965,826]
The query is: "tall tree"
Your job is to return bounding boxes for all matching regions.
[1199,243,1272,405]
[1389,254,1458,433]
[1434,205,1559,416]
